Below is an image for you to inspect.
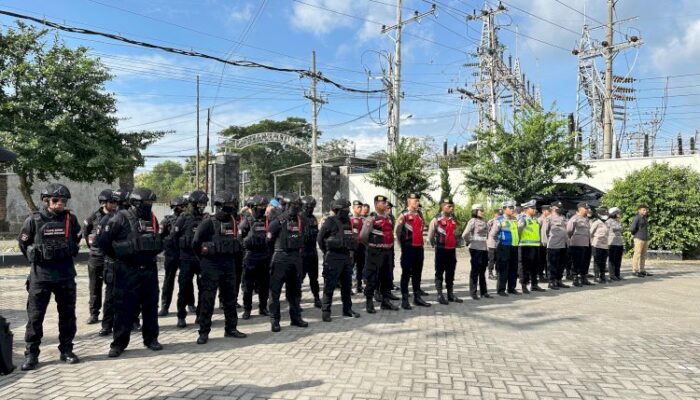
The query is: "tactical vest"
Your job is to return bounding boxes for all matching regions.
[178,213,203,250]
[400,211,424,247]
[244,216,269,252]
[274,216,303,252]
[435,214,458,250]
[304,215,319,248]
[31,212,77,262]
[324,216,358,252]
[519,216,541,246]
[497,217,519,246]
[201,217,240,256]
[368,215,394,249]
[160,214,178,252]
[112,210,163,258]
[350,216,364,238]
[86,209,104,254]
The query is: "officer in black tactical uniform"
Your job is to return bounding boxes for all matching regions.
[97,188,164,358]
[173,190,208,328]
[158,196,186,316]
[83,189,118,324]
[317,199,361,322]
[192,191,247,344]
[239,195,271,320]
[300,196,322,309]
[267,192,308,332]
[18,184,81,370]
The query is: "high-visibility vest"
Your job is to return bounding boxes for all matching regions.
[519,217,540,247]
[497,217,519,246]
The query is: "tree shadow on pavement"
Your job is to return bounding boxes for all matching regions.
[140,380,324,400]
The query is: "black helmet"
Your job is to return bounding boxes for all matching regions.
[187,190,208,205]
[112,188,129,204]
[331,198,351,211]
[41,183,71,200]
[251,195,269,207]
[170,196,187,208]
[245,196,255,208]
[98,189,114,203]
[129,187,157,204]
[283,192,301,206]
[301,195,316,209]
[214,190,237,206]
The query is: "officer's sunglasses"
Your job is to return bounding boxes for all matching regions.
[50,197,67,204]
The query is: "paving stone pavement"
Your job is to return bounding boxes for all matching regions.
[0,252,699,400]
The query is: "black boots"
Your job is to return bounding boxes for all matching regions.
[21,354,38,371]
[86,314,99,324]
[314,295,322,309]
[581,275,594,285]
[271,320,281,332]
[242,309,251,320]
[413,294,430,307]
[548,280,560,290]
[290,318,309,328]
[401,295,412,310]
[521,284,531,294]
[60,351,80,364]
[573,275,582,287]
[322,311,332,322]
[447,289,462,303]
[225,329,247,338]
[343,310,361,318]
[158,306,169,317]
[366,297,376,313]
[381,297,399,311]
[557,279,570,288]
[197,333,208,344]
[436,279,448,305]
[177,318,187,328]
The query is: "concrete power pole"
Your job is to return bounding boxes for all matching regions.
[305,50,326,165]
[603,0,614,159]
[195,75,200,189]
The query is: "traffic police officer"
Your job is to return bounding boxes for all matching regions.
[489,200,520,296]
[395,193,430,309]
[542,201,570,290]
[239,195,271,319]
[462,204,491,300]
[173,190,208,328]
[518,200,546,293]
[83,189,118,324]
[97,188,163,358]
[350,200,366,294]
[158,196,186,316]
[300,196,322,308]
[317,199,361,322]
[590,207,610,283]
[267,192,308,332]
[567,202,593,287]
[538,205,550,281]
[428,198,463,305]
[18,183,81,370]
[192,191,247,344]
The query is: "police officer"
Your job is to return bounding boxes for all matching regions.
[300,196,322,309]
[542,201,570,290]
[489,201,520,296]
[192,191,247,344]
[567,202,593,287]
[606,207,624,281]
[428,198,463,305]
[395,193,430,309]
[18,183,81,370]
[173,190,208,328]
[486,210,502,280]
[590,207,610,283]
[158,196,186,316]
[462,204,491,300]
[97,188,163,358]
[239,195,271,320]
[267,192,308,332]
[350,200,366,295]
[317,199,361,322]
[83,189,118,324]
[538,205,551,282]
[359,195,399,313]
[517,200,546,294]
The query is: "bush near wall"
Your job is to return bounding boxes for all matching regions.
[600,163,700,256]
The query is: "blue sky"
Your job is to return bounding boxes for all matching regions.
[2,0,700,171]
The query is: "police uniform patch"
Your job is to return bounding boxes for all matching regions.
[20,233,29,241]
[104,225,110,232]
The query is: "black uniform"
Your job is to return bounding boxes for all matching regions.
[267,212,305,324]
[97,208,162,352]
[83,208,108,320]
[96,210,117,333]
[317,215,357,315]
[173,211,204,320]
[239,213,271,315]
[18,208,80,358]
[192,212,241,335]
[301,213,321,304]
[159,212,180,313]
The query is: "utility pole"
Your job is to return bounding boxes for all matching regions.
[195,75,200,189]
[304,50,326,165]
[381,2,436,154]
[205,108,210,193]
[603,0,614,159]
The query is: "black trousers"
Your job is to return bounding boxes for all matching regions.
[269,253,302,322]
[301,250,320,299]
[177,257,200,319]
[321,255,353,313]
[468,248,488,295]
[434,247,457,289]
[547,248,566,281]
[102,260,139,331]
[519,246,539,286]
[24,278,76,356]
[538,245,548,277]
[364,247,393,297]
[569,246,588,277]
[496,245,518,292]
[160,254,179,309]
[233,252,243,305]
[584,246,593,276]
[354,244,366,286]
[111,263,159,351]
[592,247,609,279]
[487,247,497,274]
[198,258,238,335]
[87,254,105,318]
[242,255,270,312]
[608,245,623,278]
[400,246,424,296]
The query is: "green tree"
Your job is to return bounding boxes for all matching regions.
[219,117,312,195]
[462,108,591,203]
[0,23,162,210]
[438,159,452,201]
[601,163,700,255]
[319,138,353,159]
[135,160,194,203]
[367,137,435,210]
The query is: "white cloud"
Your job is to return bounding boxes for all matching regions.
[651,19,700,76]
[290,0,356,36]
[230,3,254,22]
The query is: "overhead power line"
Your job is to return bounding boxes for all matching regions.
[0,9,384,94]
